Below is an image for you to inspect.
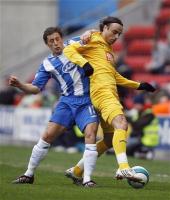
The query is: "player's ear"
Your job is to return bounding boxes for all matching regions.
[103,25,108,31]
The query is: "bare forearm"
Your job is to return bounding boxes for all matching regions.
[18,83,40,94]
[9,75,40,94]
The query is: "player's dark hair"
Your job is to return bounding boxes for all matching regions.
[43,27,63,44]
[99,16,123,31]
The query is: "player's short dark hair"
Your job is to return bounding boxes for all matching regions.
[43,27,63,44]
[99,16,123,31]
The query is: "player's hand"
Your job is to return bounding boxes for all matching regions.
[80,29,97,44]
[83,62,94,77]
[137,82,156,92]
[8,75,22,88]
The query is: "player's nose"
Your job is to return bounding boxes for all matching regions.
[53,40,58,45]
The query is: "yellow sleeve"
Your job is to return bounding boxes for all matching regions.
[115,71,140,89]
[63,42,88,67]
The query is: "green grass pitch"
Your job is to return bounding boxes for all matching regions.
[0,145,170,200]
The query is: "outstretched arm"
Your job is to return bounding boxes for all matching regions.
[115,71,140,89]
[9,75,40,94]
[115,71,156,92]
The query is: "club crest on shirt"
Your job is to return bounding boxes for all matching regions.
[106,52,114,64]
[62,61,75,73]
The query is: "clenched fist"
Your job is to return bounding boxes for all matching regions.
[8,75,22,88]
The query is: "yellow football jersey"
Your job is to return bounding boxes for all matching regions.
[64,32,140,125]
[64,32,140,93]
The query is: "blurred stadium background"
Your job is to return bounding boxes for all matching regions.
[0,0,170,160]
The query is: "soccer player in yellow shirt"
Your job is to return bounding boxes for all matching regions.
[63,16,156,183]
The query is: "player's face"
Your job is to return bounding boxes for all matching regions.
[102,23,123,45]
[47,32,64,56]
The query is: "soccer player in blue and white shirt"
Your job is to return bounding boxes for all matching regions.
[9,27,98,187]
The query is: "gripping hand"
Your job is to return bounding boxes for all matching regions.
[83,63,94,77]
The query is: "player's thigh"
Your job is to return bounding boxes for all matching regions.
[75,104,99,132]
[50,101,74,130]
[100,116,114,133]
[96,91,124,125]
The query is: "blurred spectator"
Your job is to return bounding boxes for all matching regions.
[152,87,170,104]
[0,76,22,105]
[116,55,133,79]
[18,94,43,108]
[126,94,159,160]
[153,100,170,115]
[145,30,170,74]
[116,54,133,107]
[17,91,58,108]
[152,89,170,115]
[41,91,57,108]
[164,83,170,96]
[163,29,170,74]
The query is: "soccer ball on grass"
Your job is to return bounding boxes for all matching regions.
[127,166,149,189]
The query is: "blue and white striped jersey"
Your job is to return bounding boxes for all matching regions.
[32,53,89,97]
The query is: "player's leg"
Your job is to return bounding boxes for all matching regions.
[82,122,98,186]
[95,91,142,181]
[111,114,142,181]
[12,122,67,184]
[96,120,114,157]
[12,101,73,184]
[111,114,129,169]
[75,126,113,170]
[76,104,98,187]
[26,122,66,175]
[65,130,113,183]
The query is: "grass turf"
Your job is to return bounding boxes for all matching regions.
[0,145,170,200]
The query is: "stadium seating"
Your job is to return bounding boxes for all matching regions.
[124,56,151,72]
[112,41,123,53]
[127,40,154,56]
[112,0,170,76]
[155,9,170,26]
[124,25,156,44]
[161,0,170,8]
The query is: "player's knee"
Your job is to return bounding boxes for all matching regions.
[42,124,66,143]
[85,122,98,133]
[42,135,53,144]
[84,132,96,144]
[112,115,128,130]
[42,131,59,144]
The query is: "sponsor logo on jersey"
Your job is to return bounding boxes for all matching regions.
[62,61,75,73]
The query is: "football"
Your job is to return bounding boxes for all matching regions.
[127,166,149,189]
